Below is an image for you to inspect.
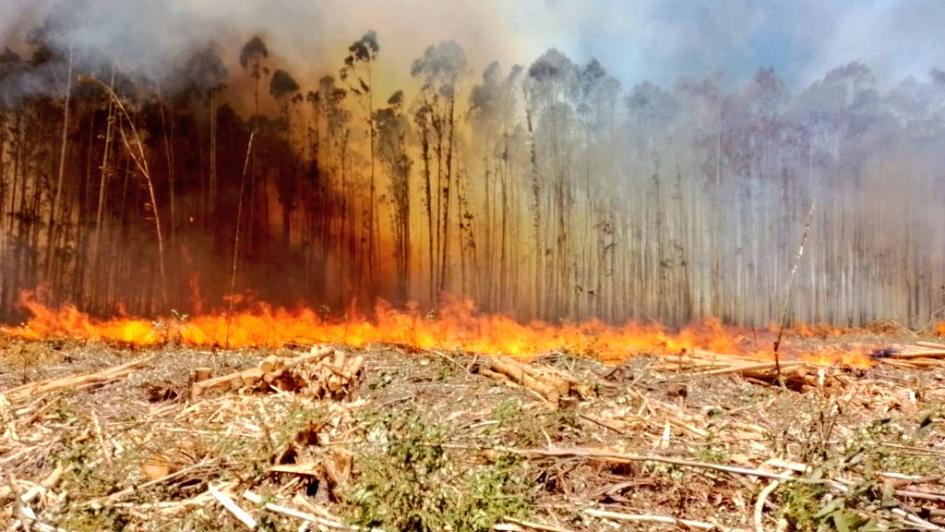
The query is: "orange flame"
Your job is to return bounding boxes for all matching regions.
[2,291,873,366]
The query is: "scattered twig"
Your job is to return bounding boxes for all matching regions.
[242,490,352,530]
[505,446,793,481]
[210,485,257,529]
[754,479,781,532]
[86,459,217,507]
[583,507,716,530]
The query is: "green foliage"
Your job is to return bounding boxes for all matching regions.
[778,480,880,532]
[490,399,582,447]
[345,409,530,531]
[777,408,940,530]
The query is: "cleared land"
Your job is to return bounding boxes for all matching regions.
[1,333,943,531]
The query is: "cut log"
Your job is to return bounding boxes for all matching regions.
[190,346,362,400]
[193,367,212,382]
[476,356,580,405]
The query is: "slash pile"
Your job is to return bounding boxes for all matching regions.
[190,346,364,399]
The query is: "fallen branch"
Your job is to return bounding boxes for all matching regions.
[501,516,574,532]
[210,485,257,529]
[504,446,792,481]
[1,356,151,403]
[474,356,580,405]
[754,479,782,532]
[696,360,805,377]
[242,490,351,529]
[583,507,715,530]
[85,459,217,507]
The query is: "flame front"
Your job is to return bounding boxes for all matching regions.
[2,291,873,366]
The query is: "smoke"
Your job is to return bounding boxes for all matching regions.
[1,0,520,99]
[2,0,945,325]
[4,0,943,96]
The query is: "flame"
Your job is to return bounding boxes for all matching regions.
[936,322,945,337]
[779,322,847,338]
[1,291,874,366]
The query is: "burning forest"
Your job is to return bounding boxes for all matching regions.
[1,1,945,530]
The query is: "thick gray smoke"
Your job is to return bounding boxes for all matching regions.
[4,0,944,93]
[1,0,519,96]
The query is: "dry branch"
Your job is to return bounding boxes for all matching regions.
[474,356,581,405]
[210,485,257,529]
[1,356,151,404]
[754,479,782,532]
[242,490,351,530]
[583,507,716,530]
[504,446,793,481]
[190,346,364,399]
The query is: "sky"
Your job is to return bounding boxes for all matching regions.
[502,0,945,89]
[1,0,944,90]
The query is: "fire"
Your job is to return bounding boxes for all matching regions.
[2,291,873,366]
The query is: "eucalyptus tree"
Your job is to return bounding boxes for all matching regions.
[239,36,269,250]
[0,47,24,311]
[239,36,269,119]
[410,40,468,297]
[178,43,228,228]
[340,31,380,280]
[468,62,524,307]
[270,68,300,250]
[523,48,576,317]
[312,75,356,303]
[569,59,621,318]
[375,90,412,302]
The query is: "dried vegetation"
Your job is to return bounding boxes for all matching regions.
[1,335,944,531]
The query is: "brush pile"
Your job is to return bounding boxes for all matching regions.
[190,346,364,399]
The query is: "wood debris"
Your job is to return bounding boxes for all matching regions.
[473,355,585,405]
[191,346,364,399]
[0,356,151,404]
[1,336,943,530]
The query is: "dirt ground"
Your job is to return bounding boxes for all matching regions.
[1,333,943,531]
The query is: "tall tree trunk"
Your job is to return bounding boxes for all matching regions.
[46,48,74,285]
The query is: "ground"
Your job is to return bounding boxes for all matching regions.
[1,332,943,531]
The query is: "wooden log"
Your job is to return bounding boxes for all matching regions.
[332,350,347,370]
[518,363,571,396]
[481,357,567,404]
[889,349,945,359]
[344,355,364,379]
[915,341,945,349]
[284,346,334,368]
[327,375,342,392]
[259,355,279,373]
[695,360,805,377]
[240,368,264,388]
[192,347,335,398]
[193,367,212,382]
